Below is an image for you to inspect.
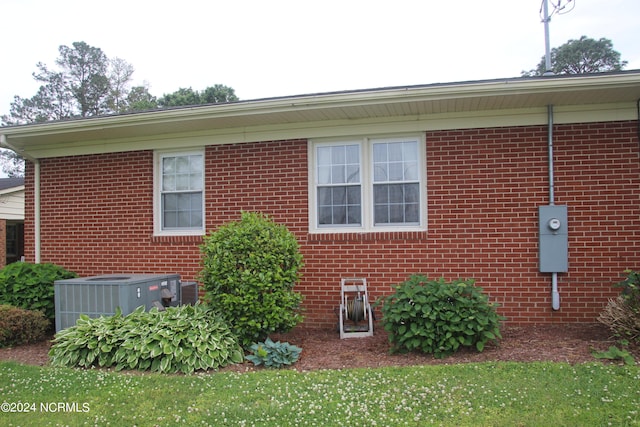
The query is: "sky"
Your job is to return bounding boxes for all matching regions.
[2,0,640,114]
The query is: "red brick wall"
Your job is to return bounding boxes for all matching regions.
[24,151,203,279]
[23,122,640,327]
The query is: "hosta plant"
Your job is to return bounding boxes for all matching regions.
[49,304,243,374]
[377,275,504,358]
[245,337,302,368]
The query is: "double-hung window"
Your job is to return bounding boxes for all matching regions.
[316,144,362,226]
[310,136,425,233]
[154,150,204,235]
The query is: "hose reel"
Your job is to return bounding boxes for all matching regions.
[346,296,366,322]
[339,278,374,339]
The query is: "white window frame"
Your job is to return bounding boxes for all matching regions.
[153,149,205,236]
[309,135,427,233]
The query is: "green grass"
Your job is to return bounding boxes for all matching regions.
[1,361,639,426]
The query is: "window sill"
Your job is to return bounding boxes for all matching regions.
[306,230,427,243]
[151,234,205,244]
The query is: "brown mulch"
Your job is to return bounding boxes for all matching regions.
[1,322,638,371]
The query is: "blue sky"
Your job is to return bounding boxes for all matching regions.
[2,0,639,113]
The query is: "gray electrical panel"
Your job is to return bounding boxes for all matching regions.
[54,274,181,332]
[538,205,568,273]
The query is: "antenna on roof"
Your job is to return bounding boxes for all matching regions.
[540,0,577,75]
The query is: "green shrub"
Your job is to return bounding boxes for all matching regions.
[377,275,504,358]
[0,304,50,347]
[200,211,304,347]
[598,269,640,343]
[49,304,244,374]
[615,269,640,309]
[245,337,302,368]
[0,262,77,320]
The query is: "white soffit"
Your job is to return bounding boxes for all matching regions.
[2,71,640,159]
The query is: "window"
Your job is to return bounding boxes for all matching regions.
[154,150,204,235]
[310,136,425,233]
[373,141,420,225]
[316,144,361,226]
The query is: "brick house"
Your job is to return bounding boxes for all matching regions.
[1,71,640,327]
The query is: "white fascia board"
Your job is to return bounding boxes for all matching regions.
[5,72,638,135]
[3,72,640,159]
[21,101,637,159]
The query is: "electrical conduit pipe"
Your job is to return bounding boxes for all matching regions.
[546,105,560,310]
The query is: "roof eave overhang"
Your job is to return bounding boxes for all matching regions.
[2,71,640,159]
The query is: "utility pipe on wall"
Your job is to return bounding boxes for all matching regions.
[547,105,560,311]
[0,134,41,263]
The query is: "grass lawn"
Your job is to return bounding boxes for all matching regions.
[1,360,638,426]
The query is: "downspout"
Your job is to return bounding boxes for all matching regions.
[0,134,41,263]
[637,99,640,145]
[547,105,560,310]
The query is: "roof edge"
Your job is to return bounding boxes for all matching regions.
[2,70,640,138]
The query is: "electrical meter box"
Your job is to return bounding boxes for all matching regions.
[54,274,181,332]
[538,205,568,273]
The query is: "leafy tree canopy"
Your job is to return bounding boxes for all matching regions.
[1,41,239,125]
[522,35,627,76]
[157,84,238,107]
[1,41,239,177]
[2,41,123,125]
[125,85,158,111]
[0,149,24,177]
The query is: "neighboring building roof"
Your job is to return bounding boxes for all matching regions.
[0,177,24,191]
[2,70,640,160]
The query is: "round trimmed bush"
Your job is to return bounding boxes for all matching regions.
[378,275,504,358]
[200,211,304,347]
[0,304,50,347]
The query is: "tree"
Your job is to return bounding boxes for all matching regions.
[107,57,135,113]
[2,68,74,125]
[57,42,112,116]
[201,84,238,104]
[1,41,134,126]
[522,36,627,76]
[0,149,25,177]
[0,42,239,176]
[158,85,238,107]
[126,85,158,111]
[157,87,201,107]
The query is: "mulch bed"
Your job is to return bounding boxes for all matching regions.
[3,323,636,371]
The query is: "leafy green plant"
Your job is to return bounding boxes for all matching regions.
[0,304,50,347]
[49,304,244,373]
[377,275,504,358]
[598,269,640,343]
[592,345,636,366]
[200,211,304,347]
[615,269,640,308]
[0,262,77,320]
[245,337,302,368]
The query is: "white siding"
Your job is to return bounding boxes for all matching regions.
[0,187,24,220]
